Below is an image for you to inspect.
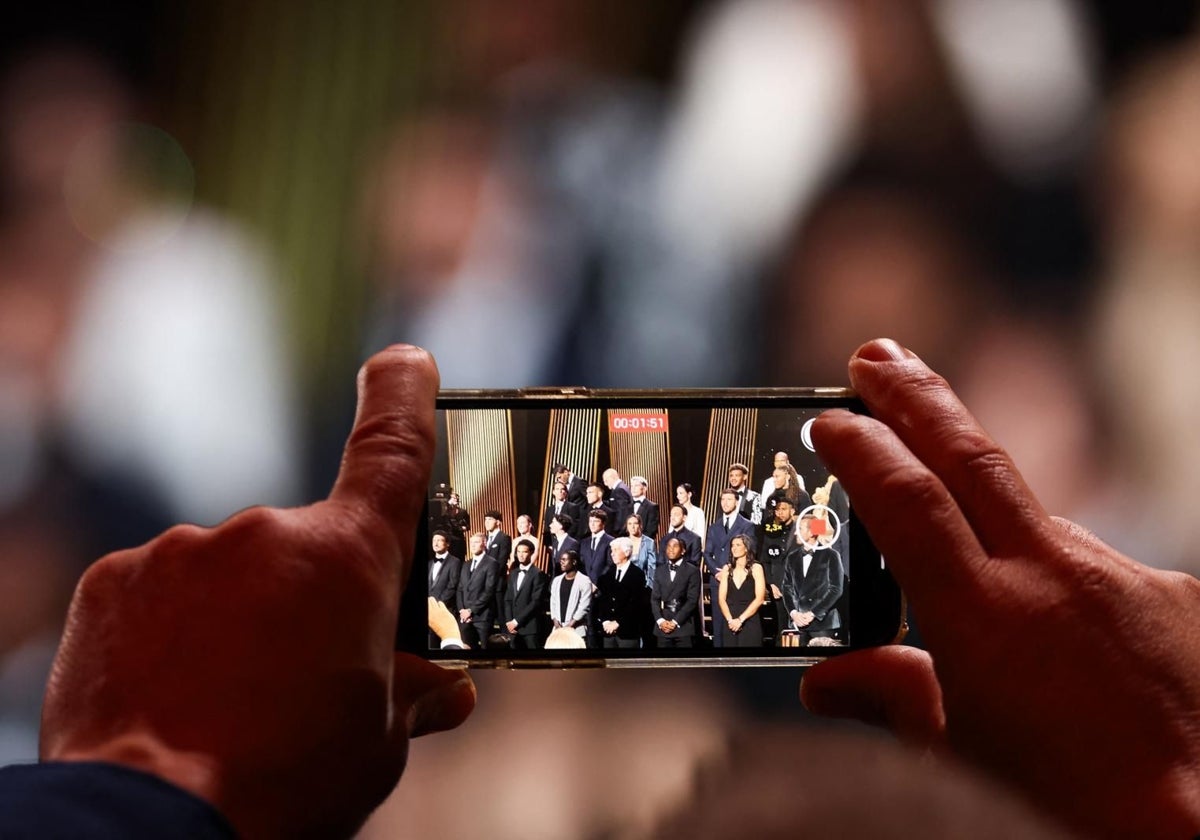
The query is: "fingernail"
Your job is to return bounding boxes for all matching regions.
[409,671,476,738]
[854,339,916,363]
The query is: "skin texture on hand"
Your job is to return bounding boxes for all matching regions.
[801,338,1200,838]
[40,346,475,839]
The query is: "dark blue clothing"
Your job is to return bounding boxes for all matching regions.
[0,761,234,838]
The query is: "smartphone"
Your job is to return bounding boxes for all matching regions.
[398,388,905,667]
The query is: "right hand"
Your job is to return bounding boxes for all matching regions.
[770,583,782,600]
[800,339,1200,838]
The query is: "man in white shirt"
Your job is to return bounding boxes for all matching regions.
[761,451,805,502]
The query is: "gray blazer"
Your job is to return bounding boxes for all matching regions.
[549,573,593,639]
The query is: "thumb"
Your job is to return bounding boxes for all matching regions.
[330,345,439,560]
[800,646,946,751]
[392,653,476,741]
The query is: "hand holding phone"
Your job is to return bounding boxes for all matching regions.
[801,340,1200,838]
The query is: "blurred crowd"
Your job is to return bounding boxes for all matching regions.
[3,0,1200,835]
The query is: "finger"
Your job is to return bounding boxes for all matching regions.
[331,345,439,560]
[801,647,946,750]
[847,339,1050,557]
[812,409,987,618]
[392,653,475,740]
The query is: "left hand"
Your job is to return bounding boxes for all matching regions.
[602,621,619,635]
[796,611,815,627]
[40,346,476,839]
[506,620,518,633]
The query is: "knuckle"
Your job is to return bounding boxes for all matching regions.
[877,464,948,512]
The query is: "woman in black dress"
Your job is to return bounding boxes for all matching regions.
[718,534,767,647]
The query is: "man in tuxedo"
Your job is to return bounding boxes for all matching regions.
[543,481,581,546]
[483,511,513,629]
[583,482,620,537]
[482,511,512,566]
[503,539,549,649]
[596,537,647,648]
[457,533,500,648]
[727,463,763,525]
[552,464,588,507]
[428,531,463,648]
[629,476,659,539]
[705,488,755,646]
[546,513,580,566]
[652,537,702,647]
[659,504,701,567]
[602,468,633,530]
[760,497,797,631]
[579,510,614,584]
[782,514,844,646]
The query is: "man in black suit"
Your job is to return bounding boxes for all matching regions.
[651,537,702,647]
[546,513,580,564]
[503,539,549,649]
[583,482,620,537]
[596,537,647,648]
[782,514,844,646]
[660,503,701,567]
[760,497,797,632]
[483,511,512,566]
[629,476,659,539]
[727,463,763,526]
[705,488,755,647]
[579,510,614,584]
[543,481,582,546]
[552,464,588,508]
[428,531,463,648]
[602,468,633,531]
[483,510,513,626]
[457,532,500,648]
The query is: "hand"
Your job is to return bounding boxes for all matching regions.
[505,620,518,634]
[602,621,618,635]
[427,597,461,644]
[715,566,728,581]
[795,611,814,628]
[553,619,563,629]
[728,617,742,633]
[40,346,475,838]
[661,620,677,634]
[799,338,1200,838]
[770,584,782,600]
[459,608,471,623]
[789,610,804,626]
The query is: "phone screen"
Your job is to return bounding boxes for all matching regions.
[401,389,903,666]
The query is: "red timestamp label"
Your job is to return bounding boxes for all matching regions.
[608,413,669,433]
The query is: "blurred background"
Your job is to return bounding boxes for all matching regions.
[3,0,1200,835]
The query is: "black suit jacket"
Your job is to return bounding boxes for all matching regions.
[547,534,581,566]
[630,497,660,539]
[606,484,633,532]
[651,561,701,637]
[705,514,754,577]
[781,545,843,630]
[543,500,582,543]
[503,565,548,637]
[659,527,701,567]
[428,554,462,607]
[484,529,512,566]
[457,555,500,623]
[565,476,588,507]
[579,532,614,582]
[596,563,647,640]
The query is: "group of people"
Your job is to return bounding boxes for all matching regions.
[427,454,850,649]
